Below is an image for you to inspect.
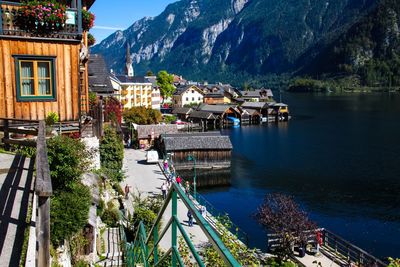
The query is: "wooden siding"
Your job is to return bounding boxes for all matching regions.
[171,150,231,167]
[0,40,83,121]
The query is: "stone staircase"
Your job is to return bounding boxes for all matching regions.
[99,227,124,267]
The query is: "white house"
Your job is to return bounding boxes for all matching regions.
[172,85,204,108]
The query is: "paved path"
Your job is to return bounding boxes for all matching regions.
[294,251,341,267]
[0,153,34,267]
[121,149,209,251]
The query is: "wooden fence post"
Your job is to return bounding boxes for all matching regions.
[35,121,53,267]
[3,119,10,151]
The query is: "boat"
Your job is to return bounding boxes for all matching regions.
[226,116,240,126]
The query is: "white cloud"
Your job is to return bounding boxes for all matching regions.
[93,25,123,31]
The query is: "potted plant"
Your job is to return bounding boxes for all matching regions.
[82,9,95,31]
[45,111,59,135]
[16,0,67,33]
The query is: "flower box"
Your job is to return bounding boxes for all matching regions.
[16,0,67,33]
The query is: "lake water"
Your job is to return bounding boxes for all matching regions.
[200,93,400,259]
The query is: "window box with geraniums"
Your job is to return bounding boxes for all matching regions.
[82,9,95,31]
[16,0,67,33]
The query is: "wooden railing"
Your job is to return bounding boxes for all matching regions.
[0,117,39,150]
[34,120,53,267]
[0,0,82,41]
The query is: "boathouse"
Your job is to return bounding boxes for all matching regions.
[172,107,193,120]
[197,104,241,125]
[188,111,217,129]
[160,132,232,170]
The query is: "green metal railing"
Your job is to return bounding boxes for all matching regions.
[124,182,241,267]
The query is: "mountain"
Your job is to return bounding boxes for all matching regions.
[92,0,386,86]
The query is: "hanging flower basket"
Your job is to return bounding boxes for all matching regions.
[87,32,96,46]
[82,9,95,31]
[16,0,66,33]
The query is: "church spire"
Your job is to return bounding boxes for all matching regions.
[125,42,134,77]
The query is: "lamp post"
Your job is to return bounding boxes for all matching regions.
[187,154,197,198]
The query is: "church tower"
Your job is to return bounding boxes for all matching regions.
[125,42,134,77]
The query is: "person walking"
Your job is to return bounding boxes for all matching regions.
[124,184,130,199]
[200,205,207,217]
[187,210,193,227]
[176,175,182,185]
[161,182,167,199]
[185,181,190,196]
[163,159,169,174]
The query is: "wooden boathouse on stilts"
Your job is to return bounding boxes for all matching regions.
[187,111,217,130]
[160,132,232,170]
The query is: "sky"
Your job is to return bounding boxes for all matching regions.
[90,0,177,43]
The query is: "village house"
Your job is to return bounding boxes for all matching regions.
[88,54,114,97]
[172,85,204,108]
[0,0,95,124]
[241,88,274,102]
[110,44,160,110]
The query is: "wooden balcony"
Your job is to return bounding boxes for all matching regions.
[0,0,83,42]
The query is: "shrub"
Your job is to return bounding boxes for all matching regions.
[132,206,157,232]
[100,126,124,181]
[163,115,177,124]
[47,136,92,192]
[50,183,91,246]
[101,206,120,227]
[123,106,162,125]
[45,112,59,126]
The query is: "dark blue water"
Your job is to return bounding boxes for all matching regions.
[200,93,400,259]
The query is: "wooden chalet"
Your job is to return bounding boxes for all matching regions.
[160,132,232,170]
[0,0,95,124]
[241,88,274,102]
[203,93,225,104]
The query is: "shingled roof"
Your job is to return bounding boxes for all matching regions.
[241,102,269,109]
[197,104,237,114]
[113,75,150,84]
[136,124,178,139]
[163,132,232,151]
[172,107,193,115]
[88,54,114,94]
[188,111,216,119]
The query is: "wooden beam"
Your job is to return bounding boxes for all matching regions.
[0,4,3,35]
[35,121,52,197]
[2,138,36,147]
[0,126,38,135]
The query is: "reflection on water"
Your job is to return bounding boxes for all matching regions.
[199,93,400,259]
[177,168,231,187]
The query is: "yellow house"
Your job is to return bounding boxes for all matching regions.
[110,75,160,110]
